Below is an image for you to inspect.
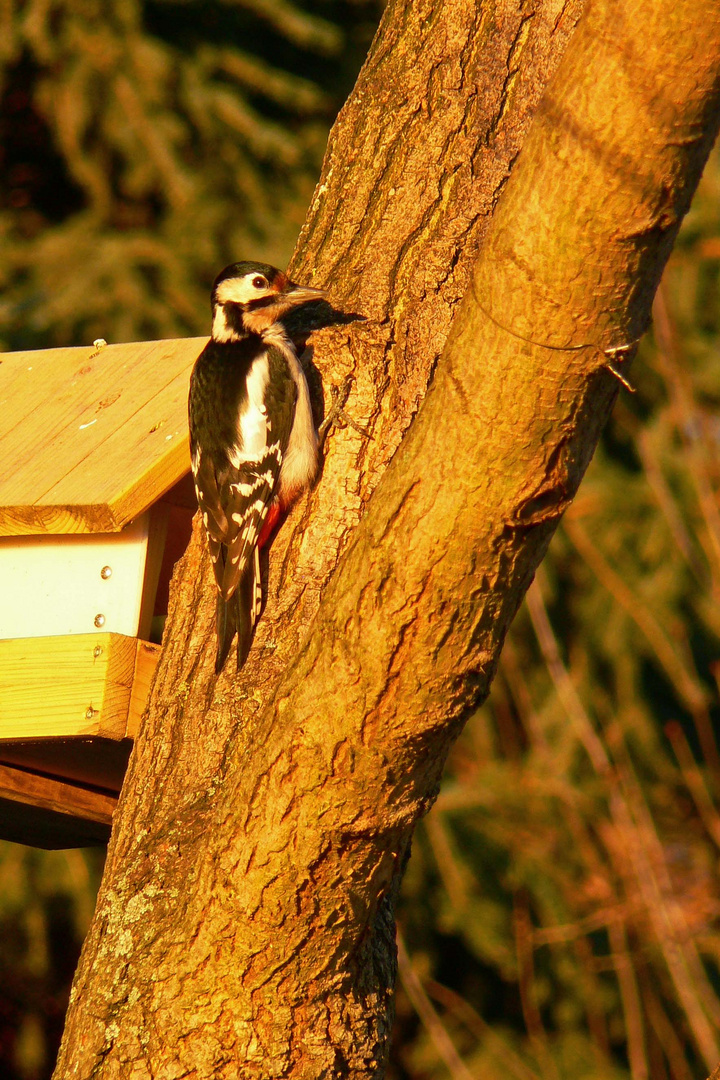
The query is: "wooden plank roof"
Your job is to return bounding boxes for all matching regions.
[0,337,204,535]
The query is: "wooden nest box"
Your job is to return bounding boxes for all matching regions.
[0,337,204,848]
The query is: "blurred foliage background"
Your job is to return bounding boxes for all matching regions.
[2,1,720,1079]
[0,0,377,350]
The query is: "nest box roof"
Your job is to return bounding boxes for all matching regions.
[0,337,204,535]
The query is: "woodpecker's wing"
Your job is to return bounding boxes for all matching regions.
[221,347,297,602]
[191,451,228,577]
[215,449,281,600]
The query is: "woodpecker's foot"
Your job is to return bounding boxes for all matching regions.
[603,341,638,393]
[319,375,372,448]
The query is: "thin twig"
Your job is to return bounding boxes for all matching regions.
[636,427,707,586]
[608,919,649,1080]
[397,933,477,1080]
[665,721,720,851]
[642,980,695,1080]
[499,639,552,755]
[525,579,611,775]
[653,284,720,589]
[425,980,543,1080]
[424,813,470,915]
[512,890,561,1080]
[563,516,719,772]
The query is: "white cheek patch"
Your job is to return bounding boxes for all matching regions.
[212,306,233,342]
[216,274,273,305]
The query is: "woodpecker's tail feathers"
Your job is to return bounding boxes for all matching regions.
[215,589,237,674]
[215,547,263,674]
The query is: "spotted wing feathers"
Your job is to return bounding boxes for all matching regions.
[193,444,282,671]
[217,447,282,600]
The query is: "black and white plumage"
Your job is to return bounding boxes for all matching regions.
[188,261,323,673]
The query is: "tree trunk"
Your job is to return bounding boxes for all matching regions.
[53,0,720,1077]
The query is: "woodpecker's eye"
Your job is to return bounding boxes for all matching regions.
[252,276,267,289]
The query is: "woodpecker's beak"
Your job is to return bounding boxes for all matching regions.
[281,281,326,307]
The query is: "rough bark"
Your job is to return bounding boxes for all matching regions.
[54,0,720,1077]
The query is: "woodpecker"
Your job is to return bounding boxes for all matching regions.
[188,260,323,673]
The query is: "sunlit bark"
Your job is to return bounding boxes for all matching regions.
[54,0,720,1076]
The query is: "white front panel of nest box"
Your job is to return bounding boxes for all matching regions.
[0,515,149,638]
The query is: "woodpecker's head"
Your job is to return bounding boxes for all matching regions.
[210,261,324,342]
